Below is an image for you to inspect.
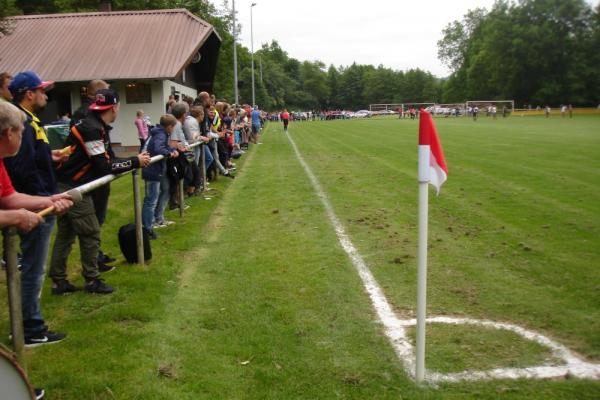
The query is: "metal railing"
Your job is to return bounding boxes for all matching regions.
[3,140,208,369]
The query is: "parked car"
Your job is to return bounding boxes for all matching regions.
[355,110,372,118]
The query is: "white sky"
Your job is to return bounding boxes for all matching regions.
[214,0,599,78]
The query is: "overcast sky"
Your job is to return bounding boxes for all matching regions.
[213,0,599,78]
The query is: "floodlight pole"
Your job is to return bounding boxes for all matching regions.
[251,2,257,107]
[232,0,239,105]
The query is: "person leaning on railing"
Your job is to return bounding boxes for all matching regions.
[0,101,73,347]
[49,89,151,295]
[142,114,179,239]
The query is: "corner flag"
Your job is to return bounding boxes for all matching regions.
[418,110,448,193]
[415,110,448,383]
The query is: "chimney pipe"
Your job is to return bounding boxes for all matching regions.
[99,1,112,12]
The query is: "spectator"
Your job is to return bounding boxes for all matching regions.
[0,100,71,400]
[50,89,150,295]
[168,102,191,210]
[135,109,149,152]
[473,106,479,121]
[207,106,233,179]
[142,114,179,239]
[217,103,231,169]
[1,95,73,346]
[183,106,208,195]
[165,94,175,112]
[193,104,214,181]
[71,80,109,127]
[0,72,13,102]
[70,79,116,268]
[251,106,262,144]
[4,71,74,347]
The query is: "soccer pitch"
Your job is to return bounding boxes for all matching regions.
[1,115,599,398]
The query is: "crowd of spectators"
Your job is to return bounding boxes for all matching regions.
[0,70,265,399]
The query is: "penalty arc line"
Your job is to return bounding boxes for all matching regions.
[283,129,600,383]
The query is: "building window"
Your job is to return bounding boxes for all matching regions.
[125,82,152,104]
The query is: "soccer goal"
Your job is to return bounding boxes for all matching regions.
[466,100,514,118]
[369,103,404,112]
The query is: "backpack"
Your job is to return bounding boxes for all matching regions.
[118,224,152,263]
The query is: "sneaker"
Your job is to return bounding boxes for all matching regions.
[163,220,176,226]
[25,331,66,348]
[148,230,158,240]
[84,278,114,294]
[153,221,167,229]
[51,280,81,296]
[102,254,117,263]
[35,388,45,399]
[98,262,115,273]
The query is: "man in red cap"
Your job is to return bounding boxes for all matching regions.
[49,89,150,295]
[3,71,73,349]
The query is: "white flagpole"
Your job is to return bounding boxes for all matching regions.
[416,145,430,383]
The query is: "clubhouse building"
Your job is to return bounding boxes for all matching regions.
[0,8,221,150]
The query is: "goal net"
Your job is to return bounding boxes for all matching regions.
[465,100,514,117]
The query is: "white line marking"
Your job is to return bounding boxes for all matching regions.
[285,130,600,383]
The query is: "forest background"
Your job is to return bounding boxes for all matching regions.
[1,0,599,110]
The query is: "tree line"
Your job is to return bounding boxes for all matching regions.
[438,0,600,106]
[2,0,599,110]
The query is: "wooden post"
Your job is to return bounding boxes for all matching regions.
[132,170,145,264]
[3,227,26,369]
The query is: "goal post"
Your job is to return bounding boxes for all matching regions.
[466,100,514,117]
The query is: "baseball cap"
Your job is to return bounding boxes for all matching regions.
[8,71,54,95]
[89,89,119,111]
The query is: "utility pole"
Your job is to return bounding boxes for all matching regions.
[251,2,257,107]
[232,0,239,105]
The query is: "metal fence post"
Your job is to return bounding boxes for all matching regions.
[132,169,145,264]
[3,227,26,369]
[178,178,185,218]
[200,143,207,192]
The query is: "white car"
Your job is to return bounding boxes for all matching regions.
[354,110,372,118]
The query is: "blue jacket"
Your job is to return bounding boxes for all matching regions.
[4,106,56,196]
[142,125,174,181]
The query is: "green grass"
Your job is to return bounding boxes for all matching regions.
[1,115,599,398]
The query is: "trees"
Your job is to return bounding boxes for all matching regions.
[0,0,18,36]
[438,0,599,105]
[3,1,448,110]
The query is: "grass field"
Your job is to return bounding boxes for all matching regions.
[1,115,599,398]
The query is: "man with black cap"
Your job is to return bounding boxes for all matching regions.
[4,71,74,350]
[49,88,151,294]
[71,79,117,270]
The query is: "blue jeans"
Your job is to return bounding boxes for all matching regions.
[142,177,170,230]
[20,215,55,336]
[204,144,214,171]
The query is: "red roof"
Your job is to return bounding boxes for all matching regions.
[0,9,219,82]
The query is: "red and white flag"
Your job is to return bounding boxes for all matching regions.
[418,110,448,194]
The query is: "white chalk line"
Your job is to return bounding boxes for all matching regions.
[284,129,600,383]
